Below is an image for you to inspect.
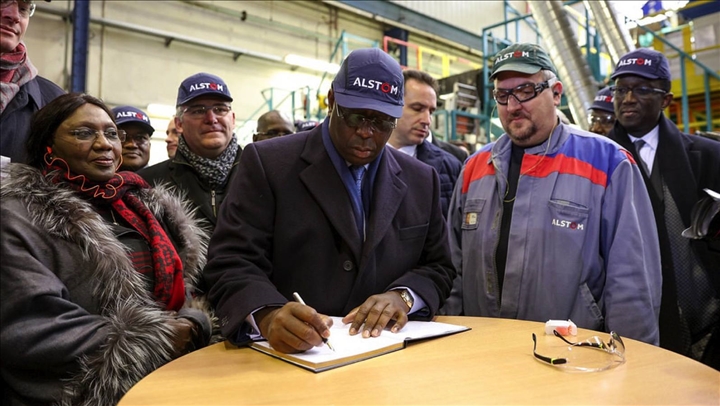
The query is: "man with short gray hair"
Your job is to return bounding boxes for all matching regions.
[139,72,242,232]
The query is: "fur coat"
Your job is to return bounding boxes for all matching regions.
[1,164,212,406]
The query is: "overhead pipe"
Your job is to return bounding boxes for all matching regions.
[36,5,283,64]
[70,0,90,92]
[528,1,597,130]
[180,0,339,44]
[583,0,635,65]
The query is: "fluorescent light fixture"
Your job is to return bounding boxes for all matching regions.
[284,54,340,74]
[146,103,177,118]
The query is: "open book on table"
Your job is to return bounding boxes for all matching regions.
[249,316,470,372]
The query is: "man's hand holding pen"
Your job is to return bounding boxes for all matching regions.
[256,303,333,354]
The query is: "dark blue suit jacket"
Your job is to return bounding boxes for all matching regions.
[204,125,456,340]
[416,140,462,217]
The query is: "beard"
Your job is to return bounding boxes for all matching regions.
[503,112,538,144]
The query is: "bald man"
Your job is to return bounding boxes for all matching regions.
[253,110,294,142]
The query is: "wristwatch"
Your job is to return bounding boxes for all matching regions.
[398,289,414,310]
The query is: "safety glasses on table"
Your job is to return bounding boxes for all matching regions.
[532,330,625,372]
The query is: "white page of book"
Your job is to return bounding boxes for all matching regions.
[252,317,469,364]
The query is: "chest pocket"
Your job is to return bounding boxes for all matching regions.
[461,199,486,230]
[545,199,590,267]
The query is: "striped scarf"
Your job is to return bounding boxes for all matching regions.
[176,134,239,189]
[1,43,38,114]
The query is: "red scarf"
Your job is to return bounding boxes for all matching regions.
[1,43,38,114]
[43,157,186,311]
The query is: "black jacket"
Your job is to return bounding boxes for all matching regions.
[138,148,242,232]
[0,76,65,163]
[416,140,462,217]
[608,114,720,368]
[430,136,468,164]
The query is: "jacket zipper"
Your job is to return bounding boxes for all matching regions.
[211,190,217,218]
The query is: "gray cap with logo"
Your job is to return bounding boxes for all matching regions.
[490,43,558,80]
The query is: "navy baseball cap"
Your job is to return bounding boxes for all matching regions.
[176,72,233,106]
[112,106,154,135]
[610,48,671,80]
[296,120,319,132]
[331,48,404,118]
[490,43,558,80]
[589,87,614,113]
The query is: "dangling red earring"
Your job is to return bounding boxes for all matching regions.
[44,146,54,164]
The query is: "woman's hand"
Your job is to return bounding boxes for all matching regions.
[167,317,197,357]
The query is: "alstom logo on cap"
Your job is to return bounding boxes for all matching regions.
[617,57,653,67]
[352,77,399,95]
[189,82,224,93]
[116,111,149,122]
[496,50,530,63]
[595,95,613,103]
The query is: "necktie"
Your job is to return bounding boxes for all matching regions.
[634,139,650,176]
[349,165,366,240]
[349,165,365,198]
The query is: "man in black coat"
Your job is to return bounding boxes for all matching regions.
[387,69,461,217]
[607,48,720,370]
[1,0,64,164]
[204,49,455,354]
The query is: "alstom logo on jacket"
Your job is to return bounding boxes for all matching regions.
[351,77,399,95]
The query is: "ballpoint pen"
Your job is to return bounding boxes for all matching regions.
[292,292,336,352]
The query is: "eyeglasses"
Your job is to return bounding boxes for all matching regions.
[1,0,36,18]
[588,113,616,126]
[182,104,232,119]
[123,133,151,145]
[68,128,127,143]
[254,129,294,138]
[532,330,625,372]
[609,86,667,99]
[336,105,397,132]
[493,80,552,106]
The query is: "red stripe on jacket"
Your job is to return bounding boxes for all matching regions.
[461,151,609,194]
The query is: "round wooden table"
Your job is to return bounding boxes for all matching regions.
[119,316,720,405]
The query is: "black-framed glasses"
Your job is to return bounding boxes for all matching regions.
[68,128,126,143]
[0,0,36,18]
[336,105,397,132]
[609,85,667,99]
[254,129,294,138]
[588,113,615,126]
[182,104,232,119]
[123,133,151,145]
[493,81,552,106]
[532,330,625,372]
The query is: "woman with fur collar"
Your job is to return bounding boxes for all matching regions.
[1,93,213,406]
